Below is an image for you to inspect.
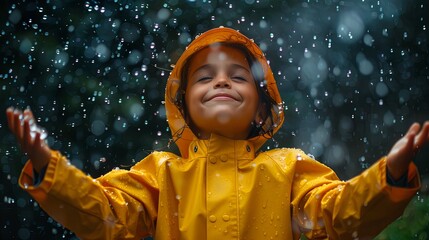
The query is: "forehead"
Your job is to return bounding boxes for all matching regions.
[188,44,249,71]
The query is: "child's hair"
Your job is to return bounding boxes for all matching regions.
[173,42,279,139]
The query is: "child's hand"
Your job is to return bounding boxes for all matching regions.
[387,121,429,180]
[6,107,52,173]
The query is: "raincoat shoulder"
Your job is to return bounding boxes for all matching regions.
[17,150,179,239]
[265,148,421,239]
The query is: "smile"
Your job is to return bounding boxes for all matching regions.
[206,93,238,101]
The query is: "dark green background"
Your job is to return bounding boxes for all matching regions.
[1,0,428,239]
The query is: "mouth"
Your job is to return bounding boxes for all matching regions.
[206,93,238,101]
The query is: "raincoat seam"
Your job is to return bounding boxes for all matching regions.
[259,150,289,174]
[234,142,240,238]
[151,151,177,179]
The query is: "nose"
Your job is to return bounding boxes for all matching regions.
[213,74,231,88]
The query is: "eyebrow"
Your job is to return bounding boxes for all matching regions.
[190,63,251,76]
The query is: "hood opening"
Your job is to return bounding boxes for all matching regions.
[165,27,284,158]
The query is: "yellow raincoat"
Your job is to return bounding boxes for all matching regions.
[19,27,420,240]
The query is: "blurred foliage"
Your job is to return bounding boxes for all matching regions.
[298,192,429,239]
[376,194,429,240]
[1,0,428,239]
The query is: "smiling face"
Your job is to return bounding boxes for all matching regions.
[184,44,260,140]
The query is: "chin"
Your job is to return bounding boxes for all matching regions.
[215,113,234,124]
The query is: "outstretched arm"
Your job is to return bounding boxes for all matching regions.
[6,107,158,238]
[387,121,429,180]
[6,107,52,173]
[292,122,426,239]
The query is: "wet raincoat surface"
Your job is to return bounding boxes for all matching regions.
[19,27,420,240]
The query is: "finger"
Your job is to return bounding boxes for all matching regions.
[23,108,35,121]
[13,109,24,144]
[406,132,417,155]
[23,116,32,153]
[6,107,15,132]
[415,121,429,148]
[33,131,44,150]
[406,122,420,137]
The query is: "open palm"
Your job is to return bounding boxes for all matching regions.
[6,107,51,173]
[387,122,429,180]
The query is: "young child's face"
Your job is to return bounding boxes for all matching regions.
[185,44,259,140]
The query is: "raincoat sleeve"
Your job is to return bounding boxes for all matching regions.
[291,150,420,240]
[18,150,162,239]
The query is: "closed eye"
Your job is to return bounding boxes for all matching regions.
[197,76,212,82]
[232,76,248,81]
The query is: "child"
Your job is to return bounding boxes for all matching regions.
[6,27,428,239]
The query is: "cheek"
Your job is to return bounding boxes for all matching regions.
[184,87,202,116]
[245,88,260,114]
[186,84,207,102]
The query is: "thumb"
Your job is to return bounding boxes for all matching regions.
[406,123,420,138]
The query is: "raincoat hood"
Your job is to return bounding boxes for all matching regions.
[165,27,284,158]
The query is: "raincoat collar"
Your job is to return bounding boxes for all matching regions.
[165,27,284,158]
[188,134,256,161]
